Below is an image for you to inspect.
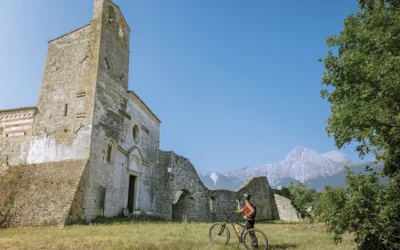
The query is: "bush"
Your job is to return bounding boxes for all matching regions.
[288,181,319,218]
[317,167,400,249]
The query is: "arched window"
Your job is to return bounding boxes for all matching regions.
[133,124,140,144]
[107,140,115,162]
[108,6,115,24]
[118,19,125,38]
[0,127,4,136]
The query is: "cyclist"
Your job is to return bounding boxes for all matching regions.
[234,193,258,248]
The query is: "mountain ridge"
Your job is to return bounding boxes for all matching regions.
[199,146,382,191]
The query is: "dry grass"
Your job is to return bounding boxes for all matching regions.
[0,221,355,250]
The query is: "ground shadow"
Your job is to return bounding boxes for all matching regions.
[268,243,298,249]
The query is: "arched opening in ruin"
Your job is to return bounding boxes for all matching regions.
[107,140,115,162]
[0,127,4,136]
[172,189,194,221]
[108,6,115,24]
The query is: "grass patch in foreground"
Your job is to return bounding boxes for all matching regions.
[0,222,355,250]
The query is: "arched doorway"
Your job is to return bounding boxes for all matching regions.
[172,189,194,221]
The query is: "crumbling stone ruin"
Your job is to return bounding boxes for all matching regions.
[0,0,299,227]
[156,151,300,222]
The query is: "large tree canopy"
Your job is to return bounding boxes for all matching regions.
[321,0,400,189]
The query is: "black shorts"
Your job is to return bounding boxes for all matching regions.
[246,218,255,230]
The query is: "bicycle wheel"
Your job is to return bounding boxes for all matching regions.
[209,222,230,246]
[243,228,268,250]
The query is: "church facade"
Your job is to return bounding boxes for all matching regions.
[0,0,160,225]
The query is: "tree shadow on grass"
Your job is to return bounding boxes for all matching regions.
[268,243,298,249]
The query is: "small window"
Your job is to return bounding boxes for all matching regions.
[0,127,4,136]
[108,6,115,23]
[107,140,115,162]
[133,124,140,143]
[119,19,125,38]
[64,104,68,117]
[167,167,172,173]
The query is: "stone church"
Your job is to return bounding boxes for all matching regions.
[0,0,160,225]
[0,0,299,226]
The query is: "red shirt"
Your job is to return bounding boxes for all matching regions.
[243,201,254,218]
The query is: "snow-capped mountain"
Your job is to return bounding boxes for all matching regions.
[321,151,349,163]
[198,171,244,190]
[198,146,382,191]
[226,146,350,187]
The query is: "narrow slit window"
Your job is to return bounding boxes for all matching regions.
[64,104,68,117]
[210,197,215,212]
[107,140,115,162]
[0,127,4,136]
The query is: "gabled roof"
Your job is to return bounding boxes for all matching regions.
[128,90,161,124]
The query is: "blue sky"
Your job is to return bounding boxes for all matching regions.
[0,0,372,172]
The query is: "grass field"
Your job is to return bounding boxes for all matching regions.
[0,221,355,250]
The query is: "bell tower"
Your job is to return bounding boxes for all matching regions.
[85,0,133,220]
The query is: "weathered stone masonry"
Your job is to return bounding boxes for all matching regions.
[0,0,160,226]
[0,0,299,227]
[156,150,299,222]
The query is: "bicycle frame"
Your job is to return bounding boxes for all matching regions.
[222,214,249,242]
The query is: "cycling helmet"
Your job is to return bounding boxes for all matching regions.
[242,193,251,200]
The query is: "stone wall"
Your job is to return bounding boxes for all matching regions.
[1,159,88,227]
[156,150,209,221]
[273,194,300,222]
[156,150,281,222]
[0,137,28,172]
[272,186,291,199]
[0,107,35,138]
[27,22,97,164]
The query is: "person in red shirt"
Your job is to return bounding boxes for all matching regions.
[234,193,258,248]
[234,193,256,229]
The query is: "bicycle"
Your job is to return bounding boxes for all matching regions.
[209,211,268,249]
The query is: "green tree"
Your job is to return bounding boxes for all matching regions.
[287,181,318,217]
[320,0,400,191]
[316,167,400,249]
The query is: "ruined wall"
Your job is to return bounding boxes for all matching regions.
[209,178,280,222]
[156,150,209,221]
[272,186,291,199]
[274,194,300,222]
[1,159,88,227]
[156,150,280,222]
